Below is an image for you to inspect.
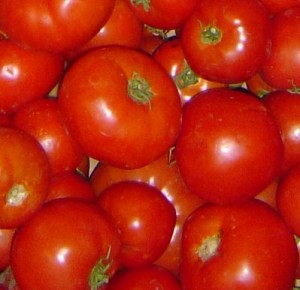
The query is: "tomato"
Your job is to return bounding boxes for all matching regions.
[0,0,116,54]
[0,127,51,229]
[139,27,167,55]
[89,153,205,275]
[106,265,182,290]
[13,97,85,176]
[96,181,176,268]
[263,90,300,175]
[259,0,300,15]
[126,0,198,30]
[67,0,143,61]
[58,46,182,169]
[277,164,300,238]
[245,72,275,98]
[175,87,283,204]
[180,0,270,84]
[260,7,300,90]
[180,199,298,290]
[10,198,121,290]
[0,39,64,114]
[0,228,15,270]
[255,179,278,210]
[45,171,96,203]
[153,37,227,105]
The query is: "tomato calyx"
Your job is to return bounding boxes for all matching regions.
[198,233,221,262]
[6,184,28,207]
[130,0,150,12]
[173,61,199,89]
[200,23,222,45]
[128,71,154,106]
[89,247,113,290]
[0,266,17,289]
[144,25,169,40]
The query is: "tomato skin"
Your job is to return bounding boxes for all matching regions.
[97,181,176,268]
[260,7,300,90]
[180,199,298,290]
[277,164,300,238]
[45,171,96,202]
[67,0,143,61]
[58,46,182,169]
[13,97,85,176]
[0,0,116,54]
[90,153,205,275]
[153,37,227,105]
[0,228,15,270]
[0,40,64,114]
[259,0,300,15]
[10,198,121,290]
[180,0,270,84]
[106,265,182,290]
[0,127,51,229]
[263,90,300,175]
[175,88,283,204]
[126,0,198,30]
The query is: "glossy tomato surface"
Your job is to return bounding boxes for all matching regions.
[11,198,121,290]
[0,0,116,54]
[180,199,298,290]
[180,0,270,84]
[97,181,176,268]
[0,127,51,229]
[58,46,182,169]
[175,87,283,204]
[0,39,64,113]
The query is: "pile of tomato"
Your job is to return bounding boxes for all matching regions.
[1,0,300,289]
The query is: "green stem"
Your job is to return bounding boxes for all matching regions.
[130,0,151,12]
[174,61,199,89]
[200,23,222,45]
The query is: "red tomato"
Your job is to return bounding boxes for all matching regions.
[10,198,121,290]
[67,0,143,61]
[277,164,300,237]
[180,199,298,290]
[58,46,182,169]
[0,39,64,114]
[45,171,96,203]
[180,0,270,84]
[13,97,85,176]
[260,7,300,90]
[106,265,182,290]
[0,0,116,54]
[263,90,300,175]
[259,0,300,15]
[126,0,198,30]
[153,37,227,105]
[245,72,275,98]
[255,179,278,210]
[175,87,283,204]
[89,153,205,275]
[97,181,176,268]
[0,127,50,229]
[0,228,15,270]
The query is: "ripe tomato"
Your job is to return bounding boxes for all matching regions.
[13,97,85,176]
[259,0,300,15]
[45,171,96,203]
[106,265,182,290]
[245,72,275,98]
[0,228,15,271]
[67,0,143,61]
[0,39,64,114]
[126,0,198,30]
[0,127,51,229]
[0,0,116,54]
[97,181,176,268]
[180,199,298,290]
[180,0,270,84]
[58,46,182,169]
[89,153,205,275]
[153,37,227,105]
[10,198,121,290]
[175,87,283,204]
[260,7,300,90]
[277,164,300,237]
[263,90,300,175]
